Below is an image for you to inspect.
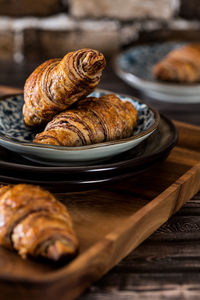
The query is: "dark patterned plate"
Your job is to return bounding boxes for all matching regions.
[0,90,159,165]
[0,114,177,192]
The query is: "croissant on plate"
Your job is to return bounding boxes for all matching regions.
[34,94,138,146]
[0,184,78,261]
[23,48,106,127]
[153,44,200,83]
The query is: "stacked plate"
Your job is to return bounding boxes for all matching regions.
[0,89,177,191]
[0,123,177,192]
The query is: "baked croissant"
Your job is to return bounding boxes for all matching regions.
[23,48,106,127]
[0,184,78,261]
[34,94,137,146]
[153,44,200,83]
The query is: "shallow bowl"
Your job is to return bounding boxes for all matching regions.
[0,89,159,165]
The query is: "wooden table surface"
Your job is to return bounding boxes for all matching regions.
[1,59,200,300]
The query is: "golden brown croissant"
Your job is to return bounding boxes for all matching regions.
[23,48,106,127]
[0,184,78,261]
[153,44,200,83]
[34,94,137,146]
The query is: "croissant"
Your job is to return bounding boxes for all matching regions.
[153,44,200,83]
[0,184,78,261]
[23,48,106,127]
[33,94,137,146]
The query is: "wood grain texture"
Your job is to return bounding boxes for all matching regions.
[79,193,200,300]
[0,86,200,299]
[0,85,22,95]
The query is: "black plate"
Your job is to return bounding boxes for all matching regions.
[0,115,177,191]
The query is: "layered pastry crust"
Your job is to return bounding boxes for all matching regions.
[23,48,106,127]
[0,184,78,261]
[34,94,138,147]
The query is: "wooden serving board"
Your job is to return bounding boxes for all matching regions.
[0,87,200,300]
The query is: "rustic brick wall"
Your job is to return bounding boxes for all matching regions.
[69,0,177,19]
[0,0,199,62]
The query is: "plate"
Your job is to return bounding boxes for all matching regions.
[0,89,159,165]
[113,41,200,103]
[0,115,177,192]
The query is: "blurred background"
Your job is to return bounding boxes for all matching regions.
[0,0,200,91]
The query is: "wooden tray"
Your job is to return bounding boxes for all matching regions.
[0,120,199,300]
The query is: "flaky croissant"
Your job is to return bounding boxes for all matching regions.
[34,94,137,146]
[23,48,106,127]
[153,44,200,83]
[0,184,78,261]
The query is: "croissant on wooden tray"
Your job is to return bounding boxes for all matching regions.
[33,94,138,146]
[153,44,200,83]
[0,184,78,261]
[23,48,106,127]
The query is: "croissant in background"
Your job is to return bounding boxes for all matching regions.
[0,184,78,261]
[34,94,138,146]
[23,48,106,127]
[153,44,200,83]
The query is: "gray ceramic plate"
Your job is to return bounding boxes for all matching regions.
[0,89,159,165]
[114,41,200,103]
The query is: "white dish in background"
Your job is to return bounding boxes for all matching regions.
[0,89,159,165]
[113,41,200,103]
